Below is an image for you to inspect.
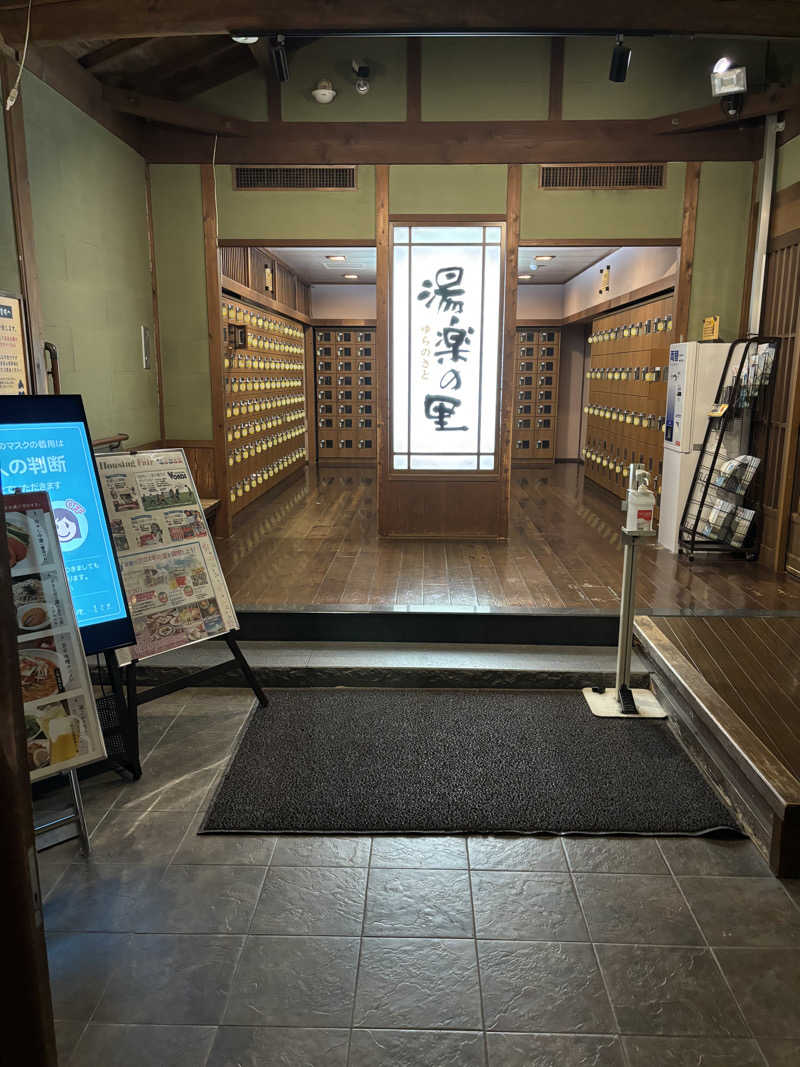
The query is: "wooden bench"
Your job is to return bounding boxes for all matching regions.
[201,497,220,535]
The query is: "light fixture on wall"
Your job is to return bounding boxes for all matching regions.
[609,34,631,83]
[231,32,260,44]
[535,255,555,262]
[312,79,337,104]
[710,56,747,117]
[352,59,370,95]
[326,255,346,261]
[271,34,290,83]
[344,273,359,280]
[519,274,532,281]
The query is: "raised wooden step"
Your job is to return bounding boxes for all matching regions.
[634,614,800,876]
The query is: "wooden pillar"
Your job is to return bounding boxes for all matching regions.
[1,57,47,393]
[674,161,701,343]
[200,163,231,537]
[499,163,522,537]
[144,164,166,442]
[375,164,390,534]
[0,507,58,1066]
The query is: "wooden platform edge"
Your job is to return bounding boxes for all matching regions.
[634,615,800,876]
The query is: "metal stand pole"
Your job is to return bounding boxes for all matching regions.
[615,532,638,697]
[67,769,91,856]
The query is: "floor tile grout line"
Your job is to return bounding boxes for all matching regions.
[466,859,491,1067]
[661,844,760,1045]
[345,836,374,1067]
[564,839,628,1064]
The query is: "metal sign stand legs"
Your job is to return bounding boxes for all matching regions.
[34,768,91,856]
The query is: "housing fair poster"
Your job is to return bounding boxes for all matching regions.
[4,492,106,781]
[95,449,237,662]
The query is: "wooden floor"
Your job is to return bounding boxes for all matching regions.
[214,463,800,613]
[653,615,800,778]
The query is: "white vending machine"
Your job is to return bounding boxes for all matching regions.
[658,341,731,553]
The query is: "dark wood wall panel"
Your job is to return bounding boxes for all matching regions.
[760,238,800,571]
[220,245,249,287]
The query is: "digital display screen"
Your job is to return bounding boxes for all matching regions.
[0,396,134,655]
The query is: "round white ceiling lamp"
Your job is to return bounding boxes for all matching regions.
[312,78,337,104]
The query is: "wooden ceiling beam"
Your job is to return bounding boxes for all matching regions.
[79,37,152,69]
[23,45,144,151]
[651,83,800,134]
[103,85,256,134]
[119,38,242,93]
[141,117,764,165]
[0,1,798,45]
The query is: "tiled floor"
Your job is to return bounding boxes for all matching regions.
[36,687,800,1067]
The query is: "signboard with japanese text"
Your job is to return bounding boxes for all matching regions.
[0,293,29,396]
[5,492,106,781]
[0,396,134,655]
[95,449,238,663]
[391,225,504,471]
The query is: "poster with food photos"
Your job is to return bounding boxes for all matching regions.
[95,449,237,663]
[4,492,106,781]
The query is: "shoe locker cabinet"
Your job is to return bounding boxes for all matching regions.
[220,291,309,516]
[314,326,377,464]
[512,327,560,465]
[582,294,674,506]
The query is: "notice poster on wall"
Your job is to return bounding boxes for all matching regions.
[0,294,28,395]
[4,492,106,781]
[95,449,237,663]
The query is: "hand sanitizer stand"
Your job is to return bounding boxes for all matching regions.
[583,464,666,719]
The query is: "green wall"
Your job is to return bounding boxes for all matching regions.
[195,71,269,122]
[688,161,753,341]
[777,135,800,192]
[563,38,769,120]
[149,164,212,439]
[0,113,20,295]
[215,164,376,240]
[22,73,158,444]
[281,38,406,122]
[389,165,508,214]
[520,162,686,240]
[422,39,549,121]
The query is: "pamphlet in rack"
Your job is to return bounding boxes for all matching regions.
[5,491,106,781]
[95,449,238,663]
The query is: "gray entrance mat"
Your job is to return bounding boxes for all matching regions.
[201,688,737,835]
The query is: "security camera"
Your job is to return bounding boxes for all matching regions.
[352,59,370,95]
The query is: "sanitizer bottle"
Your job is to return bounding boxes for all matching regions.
[624,469,656,534]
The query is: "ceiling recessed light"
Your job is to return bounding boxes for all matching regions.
[326,255,346,261]
[535,255,555,262]
[518,274,532,280]
[344,273,359,280]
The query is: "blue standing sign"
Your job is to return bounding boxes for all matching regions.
[0,395,134,655]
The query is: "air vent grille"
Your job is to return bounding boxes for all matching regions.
[233,166,357,190]
[540,164,665,190]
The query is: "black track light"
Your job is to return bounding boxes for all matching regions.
[609,34,631,83]
[271,33,289,83]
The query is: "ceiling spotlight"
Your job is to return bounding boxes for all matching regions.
[352,59,370,95]
[231,32,260,45]
[344,273,359,280]
[271,34,289,83]
[312,79,336,105]
[518,274,532,281]
[609,34,631,83]
[326,255,346,261]
[710,61,747,115]
[534,255,555,262]
[713,56,733,75]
